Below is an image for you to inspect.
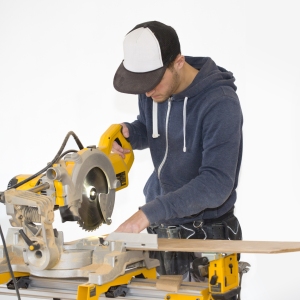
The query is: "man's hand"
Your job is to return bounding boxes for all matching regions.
[115,210,150,233]
[112,123,131,159]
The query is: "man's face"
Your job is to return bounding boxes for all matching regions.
[145,66,180,103]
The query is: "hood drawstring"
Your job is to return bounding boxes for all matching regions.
[152,101,160,138]
[152,97,188,152]
[183,96,188,152]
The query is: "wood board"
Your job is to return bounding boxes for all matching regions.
[127,239,300,254]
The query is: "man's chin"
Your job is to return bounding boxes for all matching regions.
[152,96,168,103]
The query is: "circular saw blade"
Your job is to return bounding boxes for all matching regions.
[78,167,108,231]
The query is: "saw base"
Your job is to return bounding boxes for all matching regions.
[0,229,159,285]
[0,276,209,300]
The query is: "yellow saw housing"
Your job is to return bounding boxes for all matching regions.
[7,124,134,231]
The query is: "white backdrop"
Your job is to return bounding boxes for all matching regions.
[0,1,299,299]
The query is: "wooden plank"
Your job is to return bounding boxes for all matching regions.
[127,239,300,254]
[156,275,183,292]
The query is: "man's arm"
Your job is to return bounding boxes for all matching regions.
[112,96,149,156]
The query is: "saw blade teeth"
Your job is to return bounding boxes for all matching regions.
[77,214,97,231]
[77,220,101,232]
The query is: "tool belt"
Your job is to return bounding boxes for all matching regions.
[147,209,241,276]
[152,223,226,240]
[148,208,237,240]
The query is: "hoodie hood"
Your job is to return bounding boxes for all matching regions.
[173,56,237,101]
[151,56,237,152]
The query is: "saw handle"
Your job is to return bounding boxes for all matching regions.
[98,124,134,172]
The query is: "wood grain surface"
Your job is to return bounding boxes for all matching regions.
[127,239,300,254]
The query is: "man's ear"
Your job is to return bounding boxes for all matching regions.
[174,54,185,70]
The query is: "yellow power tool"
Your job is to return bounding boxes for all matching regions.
[1,124,133,231]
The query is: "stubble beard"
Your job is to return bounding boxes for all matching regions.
[163,68,180,101]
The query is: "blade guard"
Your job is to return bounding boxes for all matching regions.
[98,124,134,191]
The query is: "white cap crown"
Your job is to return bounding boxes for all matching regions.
[123,27,163,73]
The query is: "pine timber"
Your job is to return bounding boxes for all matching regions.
[127,239,300,254]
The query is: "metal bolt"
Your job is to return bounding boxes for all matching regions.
[89,187,97,201]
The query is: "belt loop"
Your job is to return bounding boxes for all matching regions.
[154,225,182,239]
[166,226,181,239]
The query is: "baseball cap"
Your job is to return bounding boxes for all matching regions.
[113,21,181,94]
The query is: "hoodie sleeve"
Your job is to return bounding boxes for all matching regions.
[140,95,243,224]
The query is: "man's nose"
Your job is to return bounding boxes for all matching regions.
[145,89,155,97]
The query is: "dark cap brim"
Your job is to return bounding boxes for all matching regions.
[113,61,166,94]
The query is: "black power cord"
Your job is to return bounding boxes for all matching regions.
[56,149,78,161]
[7,131,84,190]
[0,225,21,300]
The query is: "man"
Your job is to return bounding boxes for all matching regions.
[112,21,243,279]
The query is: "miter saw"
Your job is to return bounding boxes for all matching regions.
[0,124,251,300]
[1,124,134,232]
[0,124,160,297]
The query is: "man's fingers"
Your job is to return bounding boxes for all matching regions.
[122,127,129,138]
[112,140,131,158]
[112,140,123,152]
[112,141,130,153]
[114,210,150,233]
[111,124,131,158]
[121,123,129,138]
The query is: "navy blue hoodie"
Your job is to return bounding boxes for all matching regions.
[125,56,243,226]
